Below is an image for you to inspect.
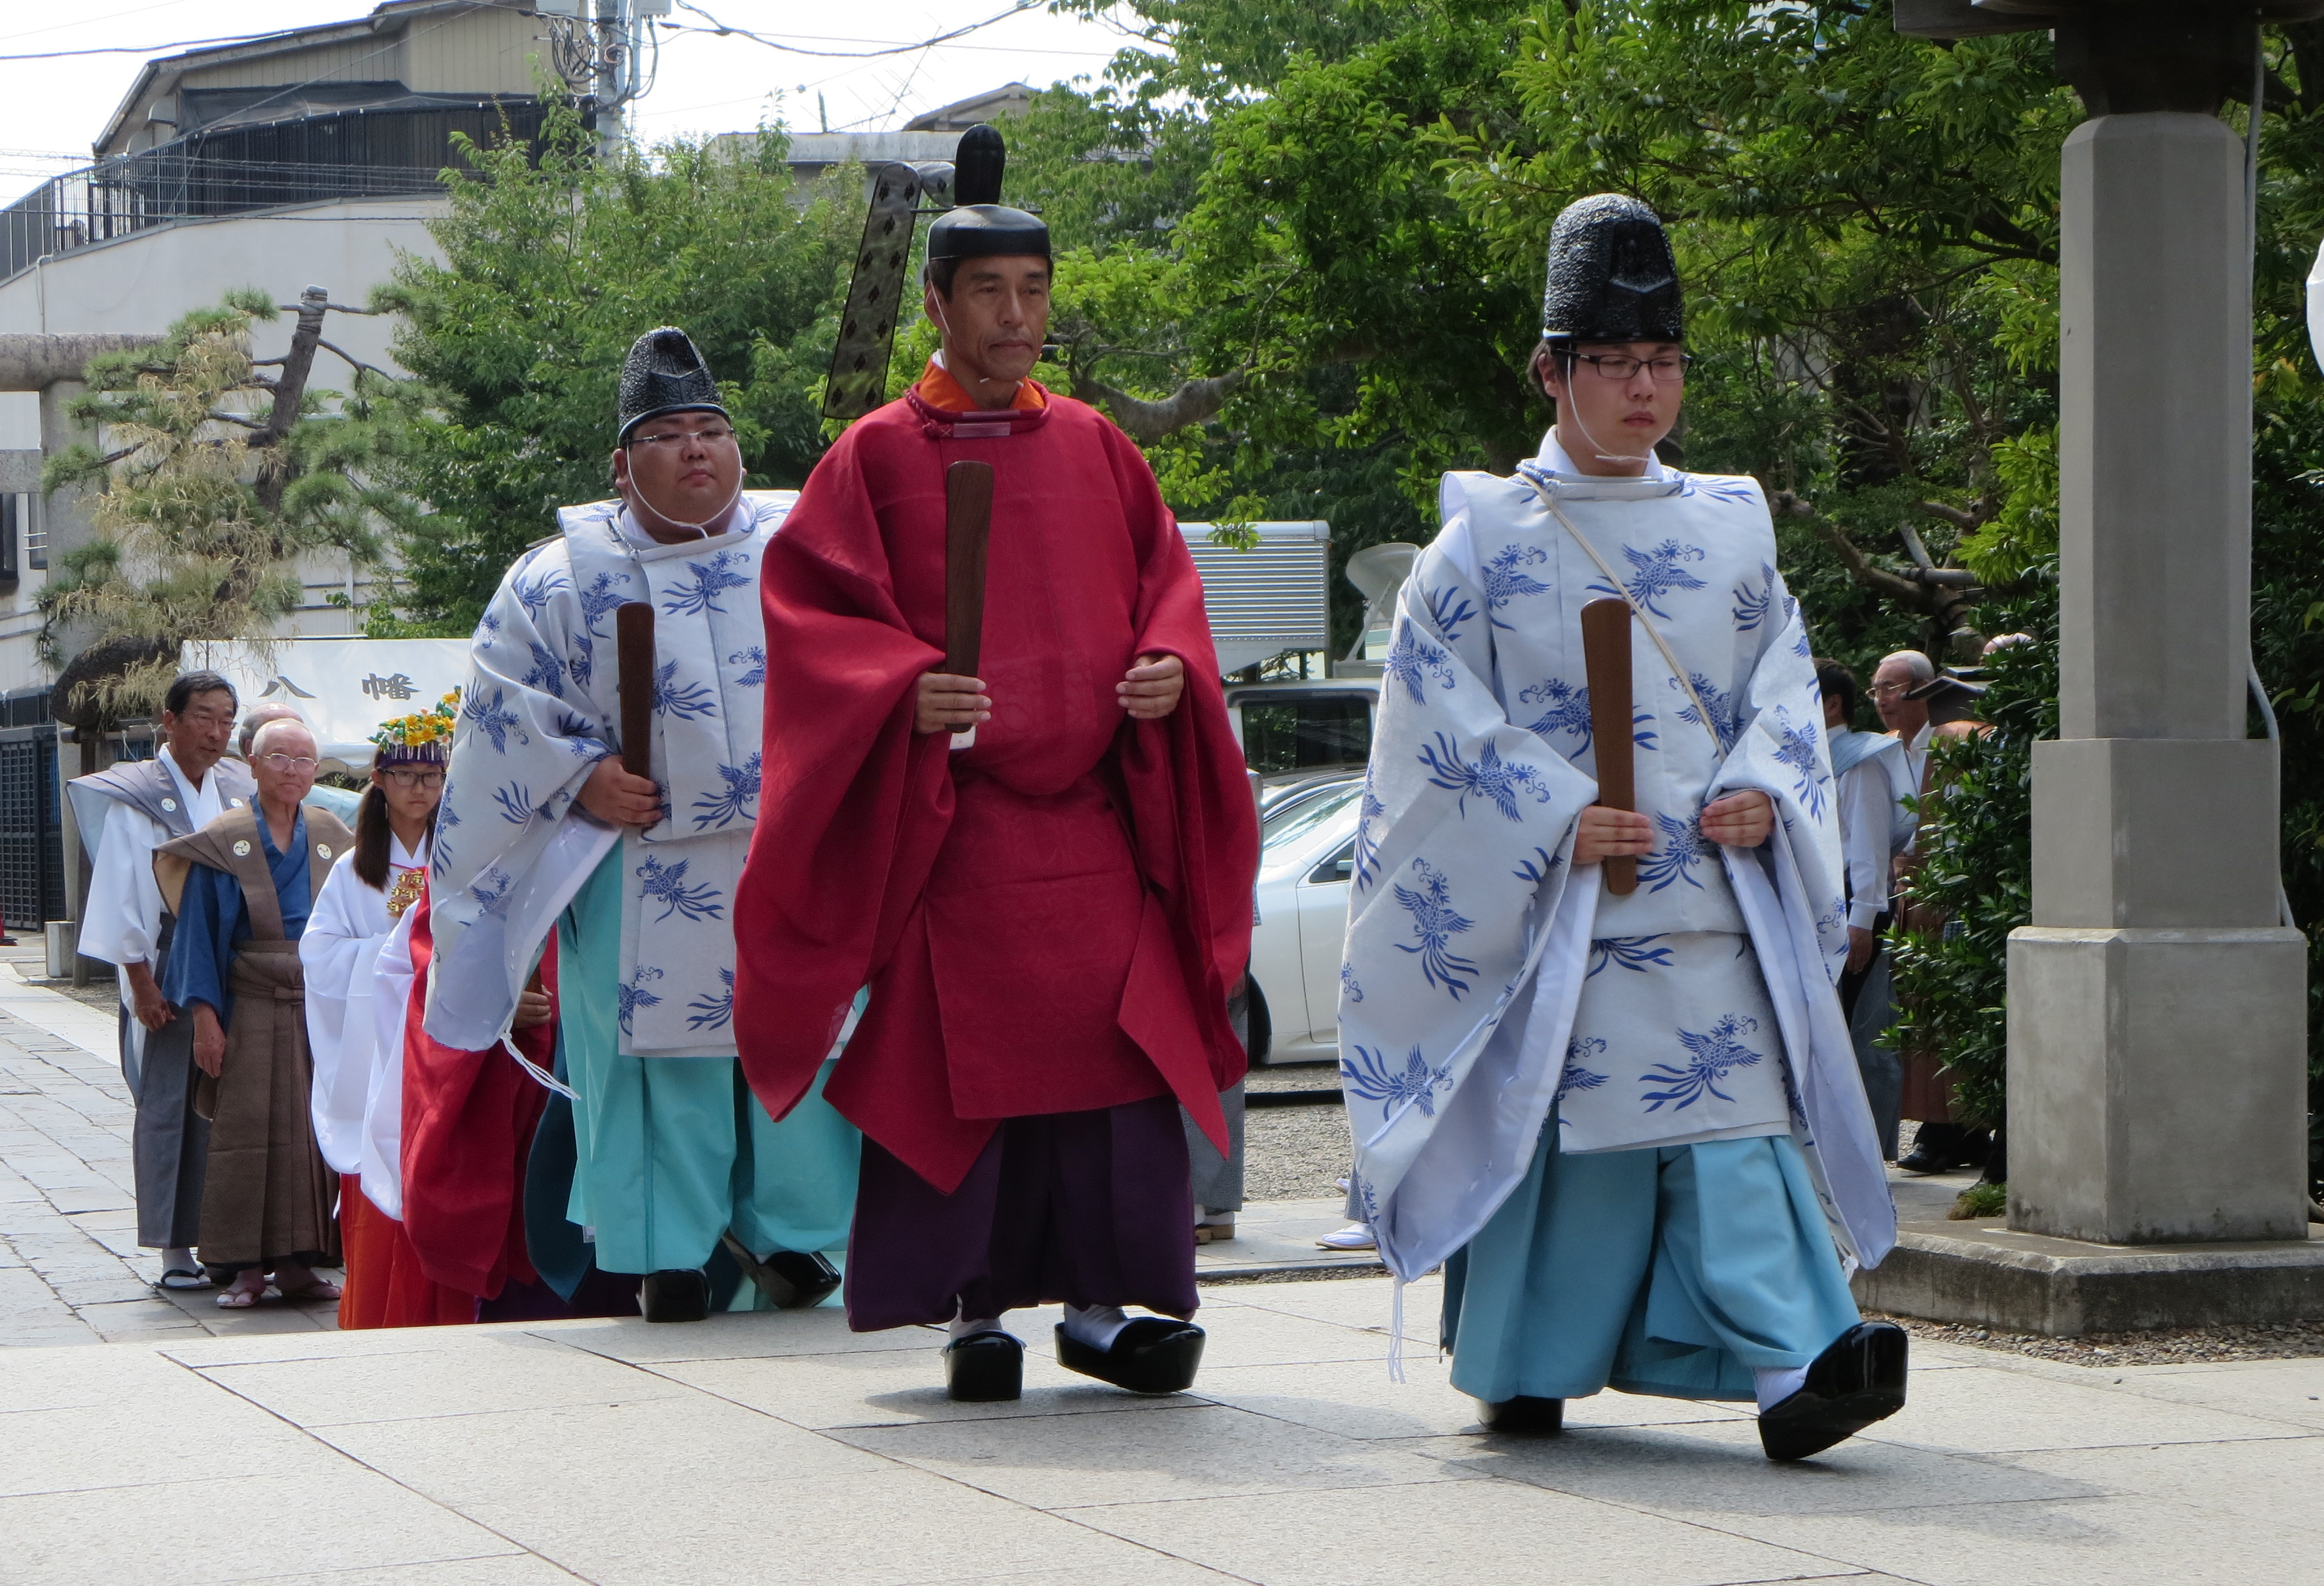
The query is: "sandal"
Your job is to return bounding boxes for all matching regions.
[215,1285,264,1309]
[276,1278,342,1304]
[157,1267,211,1292]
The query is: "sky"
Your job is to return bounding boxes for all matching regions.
[0,0,1145,205]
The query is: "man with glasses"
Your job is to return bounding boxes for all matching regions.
[421,328,858,1324]
[1339,193,1904,1460]
[73,669,257,1293]
[153,720,349,1306]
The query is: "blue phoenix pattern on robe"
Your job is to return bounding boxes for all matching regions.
[727,646,766,687]
[1557,1036,1611,1116]
[1422,584,1477,642]
[662,550,751,617]
[652,659,718,720]
[1588,935,1677,978]
[578,575,628,638]
[1772,707,1829,820]
[521,641,568,701]
[1341,1043,1455,1120]
[462,688,527,755]
[1516,677,1658,754]
[1674,673,1741,750]
[1613,539,1708,619]
[1417,733,1553,821]
[1640,1013,1763,1112]
[1392,858,1479,998]
[516,567,570,621]
[1730,562,1776,631]
[1638,810,1711,892]
[636,853,724,923]
[1514,845,1561,886]
[690,752,761,830]
[1482,544,1551,629]
[616,966,664,1037]
[468,866,513,918]
[686,967,736,1031]
[1384,619,1456,704]
[490,783,535,825]
[1340,962,1364,1004]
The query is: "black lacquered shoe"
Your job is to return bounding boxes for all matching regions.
[758,1250,841,1310]
[1053,1318,1205,1394]
[1478,1395,1564,1435]
[1758,1321,1909,1462]
[945,1330,1024,1402]
[641,1268,711,1324]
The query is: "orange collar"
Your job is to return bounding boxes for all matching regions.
[911,358,1048,415]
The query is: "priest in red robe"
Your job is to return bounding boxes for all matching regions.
[735,199,1258,1402]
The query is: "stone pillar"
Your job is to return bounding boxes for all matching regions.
[2008,113,2309,1244]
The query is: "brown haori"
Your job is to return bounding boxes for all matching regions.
[156,803,351,1272]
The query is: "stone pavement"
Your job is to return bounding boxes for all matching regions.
[0,953,347,1346]
[10,1275,2324,1585]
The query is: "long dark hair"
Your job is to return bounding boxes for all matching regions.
[353,778,440,890]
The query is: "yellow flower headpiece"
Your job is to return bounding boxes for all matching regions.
[371,687,460,765]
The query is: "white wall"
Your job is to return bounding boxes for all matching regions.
[0,197,448,696]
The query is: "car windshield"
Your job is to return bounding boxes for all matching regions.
[1261,779,1363,860]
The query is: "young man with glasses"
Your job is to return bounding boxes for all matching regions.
[421,328,859,1323]
[1339,193,1906,1460]
[72,669,257,1293]
[153,720,349,1307]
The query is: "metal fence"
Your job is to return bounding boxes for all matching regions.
[0,690,62,934]
[2,97,546,284]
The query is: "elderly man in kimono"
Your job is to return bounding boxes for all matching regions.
[73,670,256,1293]
[156,719,348,1307]
[421,327,859,1324]
[1339,194,1905,1463]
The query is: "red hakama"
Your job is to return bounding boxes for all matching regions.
[336,1172,476,1329]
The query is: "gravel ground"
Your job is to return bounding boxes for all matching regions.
[1872,1311,2324,1367]
[1243,1085,1350,1203]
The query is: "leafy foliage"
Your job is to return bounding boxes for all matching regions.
[38,292,404,720]
[370,103,858,631]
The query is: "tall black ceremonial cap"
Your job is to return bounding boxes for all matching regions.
[927,204,1051,264]
[927,122,1048,264]
[1540,193,1685,345]
[616,326,726,443]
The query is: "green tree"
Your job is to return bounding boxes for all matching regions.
[39,289,404,722]
[372,103,858,631]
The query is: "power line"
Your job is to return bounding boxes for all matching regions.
[663,1,1044,61]
[0,29,283,62]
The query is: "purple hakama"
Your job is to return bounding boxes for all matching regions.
[844,1094,1197,1331]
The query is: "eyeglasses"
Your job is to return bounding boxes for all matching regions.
[382,768,446,789]
[1569,353,1691,383]
[259,754,318,772]
[627,425,737,449]
[1867,682,1914,698]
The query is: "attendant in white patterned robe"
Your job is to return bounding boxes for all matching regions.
[1339,198,1904,1462]
[421,329,858,1321]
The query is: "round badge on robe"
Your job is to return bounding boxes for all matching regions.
[160,798,177,813]
[232,839,252,856]
[317,843,332,858]
[229,798,243,807]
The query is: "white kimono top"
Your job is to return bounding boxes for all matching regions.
[77,749,232,1070]
[300,833,427,1212]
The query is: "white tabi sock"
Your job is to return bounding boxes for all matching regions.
[949,1312,1009,1341]
[163,1246,197,1272]
[1753,1364,1810,1412]
[1063,1303,1132,1351]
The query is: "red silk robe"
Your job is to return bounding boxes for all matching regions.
[397,892,555,1299]
[735,374,1258,1193]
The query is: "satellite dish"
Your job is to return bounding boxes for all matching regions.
[1347,542,1421,608]
[1344,542,1422,663]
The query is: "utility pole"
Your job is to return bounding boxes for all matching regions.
[540,0,664,160]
